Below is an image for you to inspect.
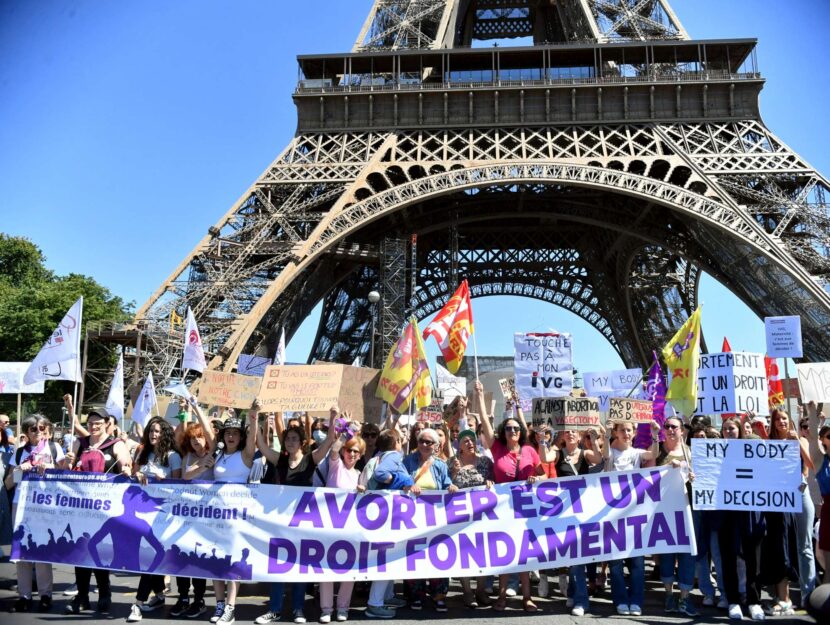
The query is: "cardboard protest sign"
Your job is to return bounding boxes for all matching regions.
[419,398,444,424]
[531,397,600,430]
[514,332,573,400]
[696,352,768,415]
[691,439,801,512]
[765,316,803,359]
[199,371,262,409]
[436,364,466,402]
[796,363,830,403]
[258,364,382,416]
[0,362,45,394]
[608,398,653,424]
[583,368,641,411]
[498,377,516,399]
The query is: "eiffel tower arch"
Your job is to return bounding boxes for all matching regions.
[113,0,830,390]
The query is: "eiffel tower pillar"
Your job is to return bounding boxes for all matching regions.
[103,0,830,391]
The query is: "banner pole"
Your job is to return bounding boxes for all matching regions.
[71,381,79,448]
[16,393,22,441]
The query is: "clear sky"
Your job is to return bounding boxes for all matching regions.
[1,0,828,376]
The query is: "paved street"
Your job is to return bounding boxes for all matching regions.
[0,559,815,624]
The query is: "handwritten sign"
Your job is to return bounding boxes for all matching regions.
[531,397,600,430]
[691,439,801,512]
[796,363,830,403]
[498,377,516,399]
[0,362,44,394]
[514,333,573,400]
[436,365,466,402]
[608,398,653,424]
[765,316,803,359]
[199,371,262,409]
[583,368,642,411]
[258,364,382,415]
[696,352,768,415]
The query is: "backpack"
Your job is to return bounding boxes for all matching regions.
[75,437,119,474]
[360,454,381,491]
[15,441,59,467]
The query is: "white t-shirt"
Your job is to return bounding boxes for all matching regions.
[137,450,182,479]
[11,442,64,469]
[607,446,646,472]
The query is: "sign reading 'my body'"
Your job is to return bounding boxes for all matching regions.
[14,468,694,582]
[696,352,768,415]
[690,439,801,512]
[514,332,573,400]
[583,369,642,412]
[531,397,600,430]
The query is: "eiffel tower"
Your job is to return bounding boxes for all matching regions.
[87,0,830,394]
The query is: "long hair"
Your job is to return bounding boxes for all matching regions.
[178,422,209,457]
[720,417,744,439]
[137,416,177,467]
[769,409,793,440]
[497,418,528,447]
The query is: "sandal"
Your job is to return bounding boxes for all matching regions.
[493,596,507,611]
[523,599,538,613]
[764,600,794,616]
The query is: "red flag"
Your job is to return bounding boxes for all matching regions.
[766,355,785,410]
[722,337,731,352]
[422,280,474,374]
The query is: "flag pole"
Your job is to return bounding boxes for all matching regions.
[16,393,22,441]
[472,329,480,382]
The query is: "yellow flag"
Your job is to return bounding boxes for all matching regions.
[661,307,702,417]
[169,309,184,333]
[376,317,432,412]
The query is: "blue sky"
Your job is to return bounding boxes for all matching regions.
[1,0,828,375]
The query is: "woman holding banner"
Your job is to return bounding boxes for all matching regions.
[475,380,541,613]
[601,418,660,617]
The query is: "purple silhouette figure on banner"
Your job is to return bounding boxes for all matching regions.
[88,485,165,572]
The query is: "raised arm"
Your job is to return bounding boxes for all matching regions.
[512,390,529,431]
[188,395,215,448]
[64,394,89,438]
[475,380,495,450]
[242,402,260,466]
[806,401,823,471]
[311,407,338,466]
[640,420,662,462]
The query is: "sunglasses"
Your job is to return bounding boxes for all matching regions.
[504,426,521,433]
[362,432,378,438]
[418,439,435,446]
[664,424,680,430]
[800,425,809,430]
[344,448,361,455]
[28,425,47,433]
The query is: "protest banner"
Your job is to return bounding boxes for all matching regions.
[0,362,45,394]
[583,368,642,411]
[765,316,803,359]
[796,362,830,403]
[514,332,573,401]
[258,364,382,415]
[696,352,768,415]
[13,467,694,582]
[691,438,801,512]
[608,398,653,424]
[531,397,600,430]
[419,398,444,424]
[436,363,466,402]
[199,371,262,409]
[498,377,516,399]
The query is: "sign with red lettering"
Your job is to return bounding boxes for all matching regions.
[531,397,600,430]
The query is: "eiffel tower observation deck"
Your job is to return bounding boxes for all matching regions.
[89,0,830,394]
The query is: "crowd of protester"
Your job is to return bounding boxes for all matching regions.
[1,388,828,623]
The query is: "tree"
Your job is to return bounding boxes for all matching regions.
[0,234,134,405]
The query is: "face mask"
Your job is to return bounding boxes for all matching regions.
[312,430,327,444]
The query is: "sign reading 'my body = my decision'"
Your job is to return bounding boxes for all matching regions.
[532,397,600,430]
[696,352,768,416]
[691,439,801,512]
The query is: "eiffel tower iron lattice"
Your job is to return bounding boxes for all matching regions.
[88,0,830,397]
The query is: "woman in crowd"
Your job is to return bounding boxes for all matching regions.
[717,416,765,621]
[318,425,366,623]
[601,419,660,617]
[448,427,494,608]
[403,426,458,611]
[211,410,259,625]
[433,422,454,462]
[358,422,380,469]
[0,425,13,561]
[654,415,698,617]
[6,414,66,613]
[171,397,216,619]
[811,419,830,584]
[406,421,427,457]
[126,416,183,623]
[795,415,818,607]
[254,408,336,625]
[475,381,540,612]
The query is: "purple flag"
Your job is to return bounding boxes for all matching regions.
[634,351,668,449]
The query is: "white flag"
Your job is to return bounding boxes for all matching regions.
[162,380,193,401]
[132,372,157,427]
[182,307,206,373]
[23,297,83,385]
[104,353,124,422]
[274,327,286,365]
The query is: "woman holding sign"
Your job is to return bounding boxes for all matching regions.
[475,381,541,613]
[601,418,661,617]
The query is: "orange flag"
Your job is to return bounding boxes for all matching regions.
[423,280,474,374]
[766,355,785,411]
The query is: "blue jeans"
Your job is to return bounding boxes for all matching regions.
[567,565,589,609]
[268,582,307,613]
[610,556,644,608]
[796,486,817,600]
[694,510,725,598]
[660,552,695,591]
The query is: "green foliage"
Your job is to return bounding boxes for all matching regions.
[0,234,134,402]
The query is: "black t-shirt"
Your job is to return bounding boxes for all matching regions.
[276,452,316,487]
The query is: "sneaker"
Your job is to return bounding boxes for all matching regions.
[12,597,32,613]
[718,597,729,610]
[127,604,143,623]
[678,597,699,617]
[629,604,642,616]
[434,599,448,612]
[170,598,190,617]
[254,610,280,624]
[293,609,307,623]
[617,604,630,615]
[335,609,348,622]
[365,605,395,619]
[319,612,331,624]
[384,596,407,608]
[537,576,548,598]
[64,584,79,597]
[665,593,678,613]
[702,594,715,607]
[140,593,165,612]
[571,606,585,617]
[210,602,227,624]
[97,596,112,614]
[217,604,235,624]
[65,596,92,614]
[505,587,517,597]
[728,604,744,620]
[410,599,422,610]
[748,604,765,621]
[39,595,53,612]
[186,600,207,618]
